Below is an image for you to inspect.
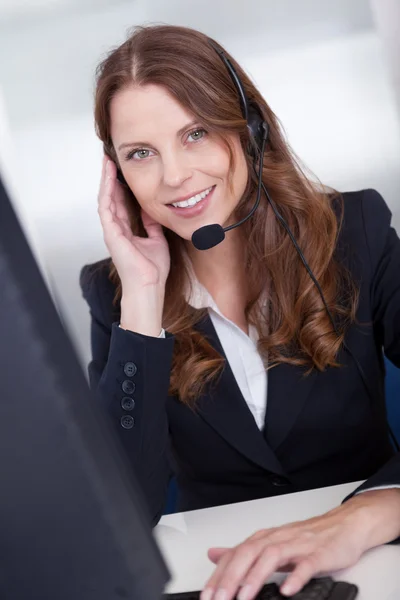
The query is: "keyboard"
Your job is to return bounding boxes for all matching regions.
[164,576,358,599]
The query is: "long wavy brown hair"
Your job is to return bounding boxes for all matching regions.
[94,24,359,405]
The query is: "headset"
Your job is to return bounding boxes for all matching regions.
[206,40,400,452]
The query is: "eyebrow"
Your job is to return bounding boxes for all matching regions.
[117,120,199,151]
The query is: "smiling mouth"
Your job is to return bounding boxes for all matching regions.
[169,186,215,209]
[166,185,216,218]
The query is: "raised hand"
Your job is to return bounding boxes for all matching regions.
[97,156,171,336]
[98,156,170,292]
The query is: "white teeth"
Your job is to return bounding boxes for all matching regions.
[172,186,213,208]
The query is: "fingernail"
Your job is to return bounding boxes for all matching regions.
[237,584,253,600]
[214,589,227,600]
[200,588,214,600]
[281,582,294,596]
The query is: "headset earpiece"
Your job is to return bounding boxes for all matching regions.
[208,40,268,159]
[247,104,268,159]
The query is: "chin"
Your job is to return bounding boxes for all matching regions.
[163,223,192,241]
[180,232,193,242]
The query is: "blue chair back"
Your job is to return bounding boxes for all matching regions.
[164,477,178,515]
[385,358,400,446]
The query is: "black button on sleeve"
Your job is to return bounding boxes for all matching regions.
[120,415,134,429]
[121,397,135,411]
[121,380,135,394]
[123,362,137,377]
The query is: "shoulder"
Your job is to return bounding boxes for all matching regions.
[79,257,120,324]
[338,188,391,229]
[334,188,393,272]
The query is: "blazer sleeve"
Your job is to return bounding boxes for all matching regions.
[79,263,175,526]
[342,189,400,543]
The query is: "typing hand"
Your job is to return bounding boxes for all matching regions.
[200,488,400,600]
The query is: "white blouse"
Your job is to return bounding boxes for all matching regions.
[184,274,267,430]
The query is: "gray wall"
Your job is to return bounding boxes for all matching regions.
[370,0,400,115]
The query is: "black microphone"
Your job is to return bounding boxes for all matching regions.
[191,124,268,251]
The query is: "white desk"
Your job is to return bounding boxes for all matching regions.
[155,481,400,599]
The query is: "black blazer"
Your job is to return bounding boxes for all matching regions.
[80,189,400,537]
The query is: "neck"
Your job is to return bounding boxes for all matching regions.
[185,228,245,292]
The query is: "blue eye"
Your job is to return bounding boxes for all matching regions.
[187,128,207,142]
[126,148,151,161]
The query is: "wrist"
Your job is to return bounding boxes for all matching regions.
[120,286,164,337]
[341,489,400,549]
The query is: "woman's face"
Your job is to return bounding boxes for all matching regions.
[110,83,249,241]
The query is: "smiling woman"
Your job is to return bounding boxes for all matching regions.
[81,22,400,600]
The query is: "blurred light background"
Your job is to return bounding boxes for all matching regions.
[0,0,399,366]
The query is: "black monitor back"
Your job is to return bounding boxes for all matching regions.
[0,173,170,600]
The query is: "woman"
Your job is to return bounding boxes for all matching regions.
[81,24,400,600]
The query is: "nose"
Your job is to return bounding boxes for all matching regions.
[162,152,192,188]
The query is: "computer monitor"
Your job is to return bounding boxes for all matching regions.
[0,171,170,600]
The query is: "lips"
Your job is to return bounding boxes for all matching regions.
[167,185,216,218]
[167,185,214,207]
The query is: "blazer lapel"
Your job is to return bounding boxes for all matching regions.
[194,315,286,476]
[265,360,319,451]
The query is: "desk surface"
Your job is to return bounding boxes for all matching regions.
[155,481,400,600]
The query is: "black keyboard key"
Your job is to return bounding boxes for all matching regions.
[328,582,358,600]
[164,576,358,600]
[286,577,333,599]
